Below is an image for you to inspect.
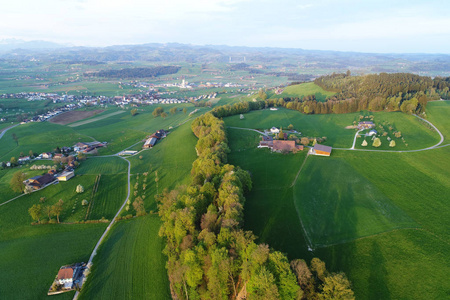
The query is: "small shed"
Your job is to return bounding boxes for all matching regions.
[310,144,332,156]
[368,129,378,136]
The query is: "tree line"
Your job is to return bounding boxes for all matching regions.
[157,112,354,299]
[90,66,181,79]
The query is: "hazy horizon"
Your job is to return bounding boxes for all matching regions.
[1,0,450,54]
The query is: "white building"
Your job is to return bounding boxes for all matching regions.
[270,127,280,134]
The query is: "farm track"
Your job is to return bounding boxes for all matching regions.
[0,124,19,140]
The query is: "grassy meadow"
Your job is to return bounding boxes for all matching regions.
[426,100,450,141]
[78,216,170,300]
[224,106,450,299]
[274,82,336,102]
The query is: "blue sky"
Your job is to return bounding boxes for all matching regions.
[1,0,449,53]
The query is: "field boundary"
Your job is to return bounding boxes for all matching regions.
[68,110,126,127]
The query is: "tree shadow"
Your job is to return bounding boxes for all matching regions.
[368,241,390,300]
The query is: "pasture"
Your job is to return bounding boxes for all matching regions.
[78,216,170,300]
[426,100,450,141]
[274,82,336,102]
[225,107,450,299]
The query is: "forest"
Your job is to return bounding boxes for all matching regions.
[156,113,354,299]
[90,66,181,78]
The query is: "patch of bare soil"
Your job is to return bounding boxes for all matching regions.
[49,110,105,125]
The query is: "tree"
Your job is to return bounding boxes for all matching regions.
[170,107,178,115]
[133,196,145,216]
[29,204,42,223]
[51,200,64,223]
[288,124,294,130]
[12,133,18,145]
[372,138,381,148]
[247,267,279,300]
[152,107,164,117]
[389,140,396,147]
[183,107,187,114]
[76,184,84,193]
[394,131,402,138]
[29,150,34,158]
[44,205,53,220]
[82,199,88,206]
[361,140,368,147]
[300,137,310,146]
[320,273,355,300]
[10,171,26,193]
[10,157,17,165]
[290,259,313,288]
[161,112,168,119]
[130,108,138,116]
[77,152,86,161]
[311,258,327,282]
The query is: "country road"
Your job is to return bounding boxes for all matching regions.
[0,124,19,140]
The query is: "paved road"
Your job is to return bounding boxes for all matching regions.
[73,156,131,300]
[351,129,364,149]
[0,124,19,140]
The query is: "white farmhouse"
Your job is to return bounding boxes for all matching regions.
[270,127,280,134]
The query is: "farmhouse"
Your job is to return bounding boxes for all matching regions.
[57,267,74,289]
[270,127,280,134]
[24,173,55,190]
[358,121,375,129]
[143,137,157,148]
[368,129,378,136]
[258,137,303,153]
[41,152,52,159]
[18,156,31,163]
[73,141,105,153]
[57,171,74,181]
[309,144,332,156]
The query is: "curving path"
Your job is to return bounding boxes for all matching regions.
[73,156,131,300]
[227,126,268,136]
[0,124,19,140]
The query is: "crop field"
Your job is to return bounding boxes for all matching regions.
[79,215,170,300]
[49,109,105,125]
[68,110,126,127]
[274,82,336,101]
[226,106,450,299]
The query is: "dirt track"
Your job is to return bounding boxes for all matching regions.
[49,110,104,125]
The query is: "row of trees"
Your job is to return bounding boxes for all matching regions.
[92,66,181,79]
[157,112,354,299]
[28,199,64,224]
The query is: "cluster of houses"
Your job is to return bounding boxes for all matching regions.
[73,141,106,153]
[357,121,378,137]
[23,160,76,191]
[143,129,168,148]
[259,127,333,157]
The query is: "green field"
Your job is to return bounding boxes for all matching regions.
[274,82,336,102]
[225,106,450,299]
[426,100,450,141]
[78,216,170,300]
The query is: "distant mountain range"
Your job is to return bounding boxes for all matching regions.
[0,40,449,76]
[0,39,68,52]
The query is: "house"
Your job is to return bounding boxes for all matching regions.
[143,137,157,148]
[41,152,52,159]
[57,171,74,181]
[74,141,104,152]
[358,121,375,129]
[272,140,303,152]
[54,153,63,159]
[153,129,167,139]
[25,173,56,190]
[309,144,332,156]
[368,129,378,136]
[18,156,31,163]
[258,137,303,153]
[57,267,74,289]
[270,127,280,134]
[270,107,278,111]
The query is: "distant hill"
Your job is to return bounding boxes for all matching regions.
[0,41,449,76]
[0,38,67,52]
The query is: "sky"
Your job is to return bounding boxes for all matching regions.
[1,0,449,53]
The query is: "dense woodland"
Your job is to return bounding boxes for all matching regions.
[90,66,181,78]
[157,113,354,299]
